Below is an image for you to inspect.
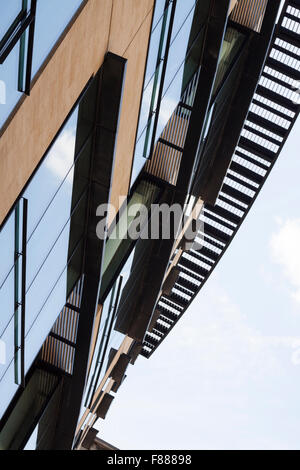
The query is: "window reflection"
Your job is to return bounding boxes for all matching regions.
[100,179,160,300]
[31,0,83,77]
[213,27,245,95]
[0,73,97,420]
[0,0,84,129]
[131,0,204,186]
[0,1,21,39]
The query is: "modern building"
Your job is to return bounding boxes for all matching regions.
[0,0,299,450]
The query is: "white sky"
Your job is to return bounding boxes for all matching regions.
[96,110,300,450]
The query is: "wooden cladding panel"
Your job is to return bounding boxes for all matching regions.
[230,0,268,32]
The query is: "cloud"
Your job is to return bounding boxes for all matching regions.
[270,218,300,303]
[45,129,76,184]
[171,280,300,383]
[96,278,300,450]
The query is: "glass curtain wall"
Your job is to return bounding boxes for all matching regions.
[0,0,84,129]
[212,27,246,96]
[131,0,205,184]
[131,0,246,187]
[0,74,97,420]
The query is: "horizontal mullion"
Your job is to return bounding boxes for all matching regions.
[158,137,183,153]
[49,332,76,349]
[178,101,193,111]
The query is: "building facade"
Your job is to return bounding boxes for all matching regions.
[0,0,300,450]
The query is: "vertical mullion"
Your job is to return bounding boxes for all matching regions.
[20,198,28,388]
[14,202,20,385]
[148,0,178,160]
[84,282,117,407]
[143,0,173,158]
[90,275,124,414]
[18,0,29,92]
[24,0,37,95]
[13,197,27,387]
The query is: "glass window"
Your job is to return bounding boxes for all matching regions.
[25,109,79,239]
[31,0,84,77]
[24,192,87,369]
[84,251,135,410]
[25,239,83,372]
[99,179,160,299]
[0,0,84,130]
[162,0,197,94]
[0,272,15,383]
[0,1,21,39]
[0,34,22,128]
[151,0,167,34]
[0,213,15,288]
[83,179,161,409]
[131,0,205,186]
[0,73,97,419]
[144,0,170,89]
[0,361,19,424]
[131,1,173,184]
[154,0,203,142]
